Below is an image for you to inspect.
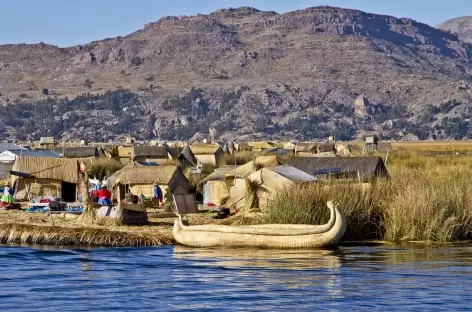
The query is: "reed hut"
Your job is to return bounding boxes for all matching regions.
[200,166,238,205]
[107,166,190,202]
[230,165,316,211]
[54,146,103,159]
[190,144,224,166]
[279,156,388,181]
[131,145,176,164]
[11,157,80,202]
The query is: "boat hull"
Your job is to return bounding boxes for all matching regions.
[173,202,346,249]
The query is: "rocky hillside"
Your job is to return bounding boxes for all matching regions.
[2,6,472,141]
[437,16,472,42]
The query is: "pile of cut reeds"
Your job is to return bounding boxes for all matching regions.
[0,223,174,247]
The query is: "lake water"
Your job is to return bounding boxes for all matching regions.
[1,244,471,311]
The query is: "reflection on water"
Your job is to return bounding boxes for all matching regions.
[0,244,472,311]
[173,246,342,269]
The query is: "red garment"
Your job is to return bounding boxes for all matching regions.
[95,188,111,199]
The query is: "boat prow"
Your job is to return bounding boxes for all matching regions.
[173,201,346,249]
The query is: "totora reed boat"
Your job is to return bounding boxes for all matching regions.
[173,201,346,248]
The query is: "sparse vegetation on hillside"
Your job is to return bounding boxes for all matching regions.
[1,7,472,140]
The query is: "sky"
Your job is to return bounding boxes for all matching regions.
[1,0,471,47]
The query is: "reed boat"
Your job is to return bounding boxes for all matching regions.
[173,201,346,248]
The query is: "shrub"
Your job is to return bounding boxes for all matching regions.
[267,153,472,242]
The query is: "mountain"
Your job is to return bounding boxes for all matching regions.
[2,6,472,142]
[437,16,472,43]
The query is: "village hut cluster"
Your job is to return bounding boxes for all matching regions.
[0,135,390,230]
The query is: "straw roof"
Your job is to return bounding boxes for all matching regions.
[232,156,280,178]
[54,146,99,158]
[179,145,198,167]
[278,156,388,179]
[163,143,180,158]
[11,157,79,184]
[131,146,170,161]
[190,144,222,155]
[295,142,318,153]
[201,166,239,183]
[108,166,180,186]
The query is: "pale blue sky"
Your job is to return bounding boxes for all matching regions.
[1,0,470,47]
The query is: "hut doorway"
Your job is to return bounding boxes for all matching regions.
[61,182,76,202]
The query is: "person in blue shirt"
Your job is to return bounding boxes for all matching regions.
[153,185,163,204]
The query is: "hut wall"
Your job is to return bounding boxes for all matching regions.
[229,178,246,210]
[195,154,216,166]
[14,178,63,200]
[296,152,314,157]
[204,181,230,205]
[129,183,171,201]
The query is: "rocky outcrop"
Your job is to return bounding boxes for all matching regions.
[437,16,472,42]
[1,6,472,141]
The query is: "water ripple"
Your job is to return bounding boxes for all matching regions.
[0,244,472,311]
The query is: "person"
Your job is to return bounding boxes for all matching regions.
[153,184,163,204]
[95,184,112,206]
[1,184,14,205]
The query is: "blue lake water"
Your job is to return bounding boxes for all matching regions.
[0,244,471,311]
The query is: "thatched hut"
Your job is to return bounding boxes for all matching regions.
[54,146,103,159]
[107,166,190,202]
[230,165,316,211]
[279,156,388,181]
[131,145,176,164]
[201,166,238,205]
[11,157,81,202]
[190,144,224,166]
[229,156,280,179]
